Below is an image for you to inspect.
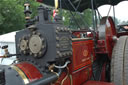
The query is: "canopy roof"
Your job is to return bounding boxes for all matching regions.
[37,0,126,12]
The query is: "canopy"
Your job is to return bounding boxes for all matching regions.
[37,0,125,12]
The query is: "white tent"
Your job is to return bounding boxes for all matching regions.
[0,32,16,42]
[0,31,17,65]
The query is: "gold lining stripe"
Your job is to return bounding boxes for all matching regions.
[11,66,29,84]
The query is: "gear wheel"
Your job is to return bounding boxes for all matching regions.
[29,32,46,58]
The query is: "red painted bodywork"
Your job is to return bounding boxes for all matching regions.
[83,81,115,85]
[96,40,107,54]
[71,40,94,71]
[13,17,119,85]
[54,39,95,85]
[15,62,43,82]
[14,39,94,85]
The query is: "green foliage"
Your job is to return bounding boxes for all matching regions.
[18,0,40,18]
[61,9,92,30]
[0,0,24,34]
[0,0,92,34]
[0,0,40,35]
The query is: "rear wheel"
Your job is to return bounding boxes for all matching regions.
[111,36,128,85]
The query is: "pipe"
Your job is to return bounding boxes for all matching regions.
[27,69,62,85]
[54,61,71,69]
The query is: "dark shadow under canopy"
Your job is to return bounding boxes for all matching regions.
[37,0,126,12]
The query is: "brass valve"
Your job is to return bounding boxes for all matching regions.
[0,45,9,58]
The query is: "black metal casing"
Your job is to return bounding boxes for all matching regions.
[15,5,72,72]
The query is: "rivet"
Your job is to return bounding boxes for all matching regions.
[34,54,38,57]
[61,28,64,31]
[30,52,33,56]
[70,37,72,40]
[69,30,72,33]
[33,31,36,35]
[64,28,67,31]
[23,51,26,54]
[57,51,60,54]
[70,51,72,55]
[42,45,45,49]
[56,44,60,48]
[63,53,66,56]
[39,52,42,56]
[67,28,70,31]
[56,30,59,34]
[56,37,59,40]
[59,53,62,57]
[56,27,60,30]
[42,38,44,42]
[37,33,41,36]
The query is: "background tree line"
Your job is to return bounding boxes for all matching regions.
[0,0,40,34]
[0,0,94,35]
[0,0,127,35]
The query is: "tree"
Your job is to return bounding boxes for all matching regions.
[0,0,40,35]
[0,0,92,34]
[0,0,25,34]
[61,9,92,30]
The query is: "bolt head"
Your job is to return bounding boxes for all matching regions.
[30,52,33,55]
[32,31,36,35]
[23,51,27,54]
[56,37,59,41]
[34,54,38,57]
[56,44,60,48]
[56,27,60,30]
[56,30,59,34]
[37,33,41,36]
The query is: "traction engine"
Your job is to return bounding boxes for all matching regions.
[0,5,95,85]
[0,0,128,85]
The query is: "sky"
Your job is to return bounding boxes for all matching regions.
[98,1,128,22]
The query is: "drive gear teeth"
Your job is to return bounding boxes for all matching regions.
[19,36,29,55]
[34,54,38,57]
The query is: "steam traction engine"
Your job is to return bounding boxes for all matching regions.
[0,5,95,85]
[0,0,128,85]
